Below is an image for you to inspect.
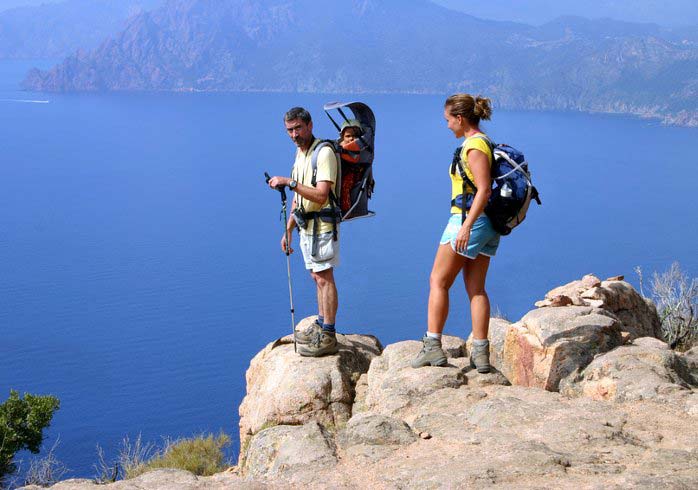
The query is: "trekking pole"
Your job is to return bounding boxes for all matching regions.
[265,172,297,352]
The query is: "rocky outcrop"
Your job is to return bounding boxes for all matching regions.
[535,275,661,340]
[236,370,695,486]
[31,274,698,489]
[560,337,696,402]
[467,275,664,391]
[231,274,696,487]
[243,421,338,481]
[238,317,382,467]
[19,468,257,490]
[362,339,508,422]
[499,306,623,390]
[683,346,698,388]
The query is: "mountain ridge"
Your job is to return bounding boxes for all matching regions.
[0,0,163,59]
[21,0,698,126]
[432,0,698,28]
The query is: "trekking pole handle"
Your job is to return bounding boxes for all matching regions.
[264,171,287,201]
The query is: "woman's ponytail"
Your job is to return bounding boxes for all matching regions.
[474,96,492,121]
[445,93,493,125]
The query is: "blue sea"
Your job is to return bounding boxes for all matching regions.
[1,59,697,479]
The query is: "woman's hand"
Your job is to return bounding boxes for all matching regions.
[455,224,471,254]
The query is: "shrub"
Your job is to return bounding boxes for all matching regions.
[126,433,231,479]
[94,432,231,482]
[0,390,60,482]
[636,262,698,350]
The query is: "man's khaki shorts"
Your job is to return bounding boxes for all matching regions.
[299,231,340,272]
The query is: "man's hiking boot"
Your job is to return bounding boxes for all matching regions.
[295,320,322,345]
[470,342,491,373]
[297,330,339,357]
[411,336,447,368]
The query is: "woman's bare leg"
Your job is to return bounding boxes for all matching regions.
[427,244,467,334]
[462,254,491,339]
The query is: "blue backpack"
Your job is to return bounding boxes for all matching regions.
[450,135,541,235]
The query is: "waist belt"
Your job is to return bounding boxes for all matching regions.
[298,207,341,257]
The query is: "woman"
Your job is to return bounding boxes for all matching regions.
[411,94,499,373]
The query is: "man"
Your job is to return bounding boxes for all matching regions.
[268,107,341,357]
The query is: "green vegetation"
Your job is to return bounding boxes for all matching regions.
[0,390,60,482]
[125,433,230,479]
[95,432,231,482]
[258,421,278,432]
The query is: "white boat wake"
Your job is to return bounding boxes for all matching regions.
[0,99,50,104]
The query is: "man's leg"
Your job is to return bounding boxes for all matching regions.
[293,271,322,345]
[298,268,338,357]
[314,268,338,326]
[315,278,324,325]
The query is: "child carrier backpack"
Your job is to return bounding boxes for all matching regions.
[316,101,376,221]
[450,135,541,235]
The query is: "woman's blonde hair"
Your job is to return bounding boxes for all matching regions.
[445,94,492,125]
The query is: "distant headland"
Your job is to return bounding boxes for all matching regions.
[17,0,698,127]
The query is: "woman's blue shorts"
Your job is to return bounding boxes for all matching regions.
[439,213,501,259]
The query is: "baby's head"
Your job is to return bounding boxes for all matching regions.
[341,126,360,145]
[340,119,362,145]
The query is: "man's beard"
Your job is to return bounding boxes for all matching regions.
[294,135,312,148]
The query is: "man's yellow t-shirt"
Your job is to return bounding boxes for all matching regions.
[292,138,339,235]
[450,134,493,214]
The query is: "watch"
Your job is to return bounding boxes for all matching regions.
[289,179,298,190]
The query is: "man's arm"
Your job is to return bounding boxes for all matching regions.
[280,195,297,254]
[268,176,331,205]
[268,146,336,205]
[287,199,297,231]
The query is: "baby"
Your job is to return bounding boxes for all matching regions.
[340,125,362,161]
[338,121,364,212]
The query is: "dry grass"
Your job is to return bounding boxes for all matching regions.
[636,262,697,350]
[124,433,230,479]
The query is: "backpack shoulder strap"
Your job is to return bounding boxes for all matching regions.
[310,140,337,187]
[450,144,478,192]
[466,133,496,157]
[310,140,342,217]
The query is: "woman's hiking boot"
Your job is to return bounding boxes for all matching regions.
[297,330,339,357]
[470,342,491,373]
[411,336,447,368]
[294,320,322,345]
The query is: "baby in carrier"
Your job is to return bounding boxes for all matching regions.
[338,119,366,212]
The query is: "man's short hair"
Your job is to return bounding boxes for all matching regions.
[284,107,312,124]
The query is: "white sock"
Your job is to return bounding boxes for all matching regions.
[426,331,442,339]
[473,338,489,347]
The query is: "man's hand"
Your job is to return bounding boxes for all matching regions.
[268,176,290,189]
[281,231,294,255]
